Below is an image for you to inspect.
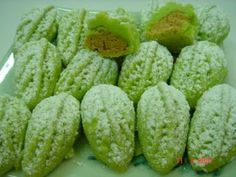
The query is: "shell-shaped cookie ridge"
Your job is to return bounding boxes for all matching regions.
[171,41,227,107]
[118,41,173,103]
[196,4,230,44]
[14,6,58,52]
[0,95,31,175]
[57,9,86,65]
[188,84,236,172]
[55,49,118,101]
[22,93,80,177]
[81,84,135,171]
[15,38,62,110]
[137,82,190,174]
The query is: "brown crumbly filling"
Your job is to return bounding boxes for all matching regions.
[85,28,128,56]
[149,11,188,36]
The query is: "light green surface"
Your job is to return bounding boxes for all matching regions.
[0,0,236,177]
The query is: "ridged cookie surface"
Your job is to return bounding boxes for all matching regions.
[171,41,227,107]
[15,38,61,110]
[137,82,190,174]
[118,41,173,104]
[55,49,118,101]
[81,84,135,171]
[196,4,230,44]
[188,84,236,172]
[0,95,31,175]
[57,9,86,65]
[14,6,57,52]
[22,93,80,177]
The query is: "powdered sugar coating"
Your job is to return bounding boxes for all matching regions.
[137,82,190,174]
[171,41,227,108]
[81,84,135,171]
[15,38,62,110]
[188,84,236,172]
[14,6,57,52]
[55,49,118,101]
[118,41,173,104]
[57,9,86,66]
[0,95,31,175]
[196,4,230,44]
[22,93,80,177]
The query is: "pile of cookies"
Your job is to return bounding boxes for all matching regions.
[0,1,235,177]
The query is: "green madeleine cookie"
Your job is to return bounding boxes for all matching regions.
[15,38,62,110]
[84,8,140,58]
[118,41,173,104]
[170,41,227,108]
[196,4,230,44]
[57,9,86,66]
[137,82,190,174]
[81,84,135,171]
[144,2,198,53]
[0,95,31,175]
[54,49,118,101]
[22,93,80,177]
[188,84,236,172]
[14,6,57,52]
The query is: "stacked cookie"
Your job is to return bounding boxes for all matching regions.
[0,1,234,176]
